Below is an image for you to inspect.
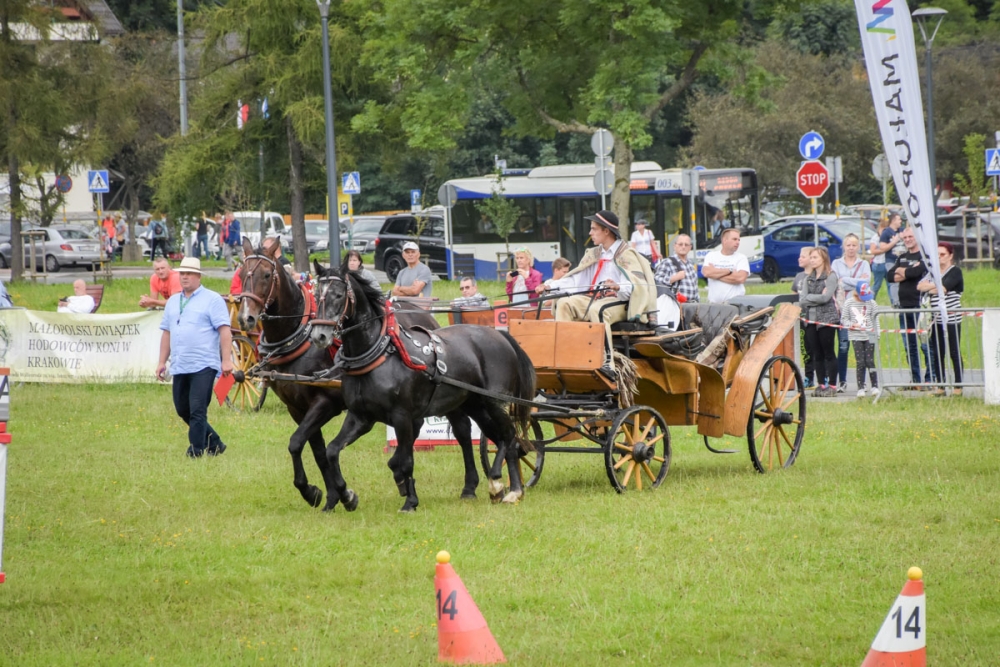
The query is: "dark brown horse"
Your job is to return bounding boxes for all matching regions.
[236,239,481,510]
[309,264,536,512]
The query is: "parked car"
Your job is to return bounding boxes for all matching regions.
[762,213,839,229]
[232,211,288,249]
[341,215,388,255]
[936,211,1000,267]
[287,219,348,255]
[373,212,448,281]
[0,224,102,272]
[761,217,877,282]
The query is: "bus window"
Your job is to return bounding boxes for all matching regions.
[630,194,656,232]
[662,197,683,247]
[538,198,557,241]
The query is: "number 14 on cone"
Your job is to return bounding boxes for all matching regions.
[435,551,506,664]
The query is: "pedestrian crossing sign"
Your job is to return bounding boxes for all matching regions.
[87,170,110,193]
[986,149,1000,177]
[342,172,361,195]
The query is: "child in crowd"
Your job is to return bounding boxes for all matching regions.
[551,257,571,280]
[841,280,880,398]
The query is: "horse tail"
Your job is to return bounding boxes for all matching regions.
[499,330,536,452]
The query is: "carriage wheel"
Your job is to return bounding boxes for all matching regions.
[226,334,267,412]
[479,420,545,489]
[747,355,805,473]
[604,406,671,494]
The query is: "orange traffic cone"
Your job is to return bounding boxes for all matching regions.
[861,567,926,667]
[435,551,506,664]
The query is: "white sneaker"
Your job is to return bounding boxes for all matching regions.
[857,388,867,398]
[871,387,882,400]
[837,382,847,393]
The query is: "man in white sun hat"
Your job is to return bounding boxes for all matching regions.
[156,257,233,458]
[391,240,433,298]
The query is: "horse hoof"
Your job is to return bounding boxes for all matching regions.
[460,492,477,500]
[488,479,505,503]
[321,503,336,513]
[308,486,323,508]
[343,489,359,512]
[399,504,417,513]
[501,490,523,504]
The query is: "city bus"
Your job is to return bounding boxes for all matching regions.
[436,162,764,281]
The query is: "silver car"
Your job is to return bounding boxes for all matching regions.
[0,224,102,272]
[342,216,387,254]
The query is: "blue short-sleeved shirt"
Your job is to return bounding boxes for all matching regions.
[160,285,231,375]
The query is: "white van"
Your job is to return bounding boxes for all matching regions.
[232,211,288,249]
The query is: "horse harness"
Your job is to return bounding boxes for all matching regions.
[315,275,448,379]
[241,252,316,366]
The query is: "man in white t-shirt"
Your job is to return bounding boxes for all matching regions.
[702,228,749,304]
[57,279,96,314]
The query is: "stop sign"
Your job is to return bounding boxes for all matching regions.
[796,160,830,198]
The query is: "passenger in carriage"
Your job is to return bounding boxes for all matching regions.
[551,257,572,280]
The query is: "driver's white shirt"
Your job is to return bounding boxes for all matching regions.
[546,240,632,300]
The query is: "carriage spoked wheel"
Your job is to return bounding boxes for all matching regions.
[226,334,268,412]
[747,355,805,473]
[605,405,671,493]
[479,420,545,489]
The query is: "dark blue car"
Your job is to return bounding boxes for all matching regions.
[761,218,878,282]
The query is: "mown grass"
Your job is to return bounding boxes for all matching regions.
[2,383,999,665]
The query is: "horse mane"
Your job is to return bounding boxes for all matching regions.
[341,267,384,309]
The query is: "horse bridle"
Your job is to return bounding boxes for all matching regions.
[240,253,280,313]
[313,274,356,334]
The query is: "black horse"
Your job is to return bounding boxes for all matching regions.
[309,263,536,512]
[236,239,481,510]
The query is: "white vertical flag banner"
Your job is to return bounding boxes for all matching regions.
[854,0,945,311]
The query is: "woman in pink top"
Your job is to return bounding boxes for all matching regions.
[505,248,543,303]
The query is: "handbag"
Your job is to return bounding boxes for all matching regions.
[649,237,660,264]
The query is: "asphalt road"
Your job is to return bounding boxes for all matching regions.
[0,263,392,285]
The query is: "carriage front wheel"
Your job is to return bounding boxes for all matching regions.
[226,334,268,412]
[605,405,671,493]
[747,355,805,473]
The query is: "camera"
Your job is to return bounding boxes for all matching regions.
[509,270,519,277]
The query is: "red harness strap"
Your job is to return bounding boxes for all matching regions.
[385,306,428,372]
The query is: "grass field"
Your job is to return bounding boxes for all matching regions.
[2,266,999,664]
[3,375,1000,664]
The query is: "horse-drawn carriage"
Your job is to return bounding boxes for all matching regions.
[234,240,805,512]
[461,297,805,493]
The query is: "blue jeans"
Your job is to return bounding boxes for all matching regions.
[196,234,209,258]
[837,327,850,386]
[171,367,225,455]
[871,262,886,300]
[899,313,922,384]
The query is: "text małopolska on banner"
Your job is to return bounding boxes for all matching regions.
[0,309,162,383]
[854,0,945,316]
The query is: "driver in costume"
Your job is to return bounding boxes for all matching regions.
[537,210,656,370]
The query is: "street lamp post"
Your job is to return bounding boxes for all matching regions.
[912,7,947,211]
[317,0,340,268]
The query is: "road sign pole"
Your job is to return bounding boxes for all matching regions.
[599,131,607,210]
[812,197,818,247]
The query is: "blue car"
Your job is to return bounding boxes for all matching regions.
[761,218,878,283]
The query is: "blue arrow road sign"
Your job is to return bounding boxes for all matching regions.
[986,149,1000,176]
[799,131,825,160]
[87,170,110,193]
[342,172,361,195]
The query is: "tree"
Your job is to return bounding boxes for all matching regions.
[154,0,383,271]
[952,133,989,209]
[475,169,520,267]
[1,2,112,280]
[357,0,753,237]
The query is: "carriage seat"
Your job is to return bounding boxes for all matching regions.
[643,303,740,361]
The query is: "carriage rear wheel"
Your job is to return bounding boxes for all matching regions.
[479,420,544,489]
[747,355,805,473]
[226,334,267,412]
[605,405,671,493]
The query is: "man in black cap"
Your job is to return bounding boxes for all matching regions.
[539,210,656,329]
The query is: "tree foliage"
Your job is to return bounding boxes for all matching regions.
[356,0,753,234]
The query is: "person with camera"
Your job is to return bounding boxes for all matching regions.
[57,279,95,314]
[505,248,543,304]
